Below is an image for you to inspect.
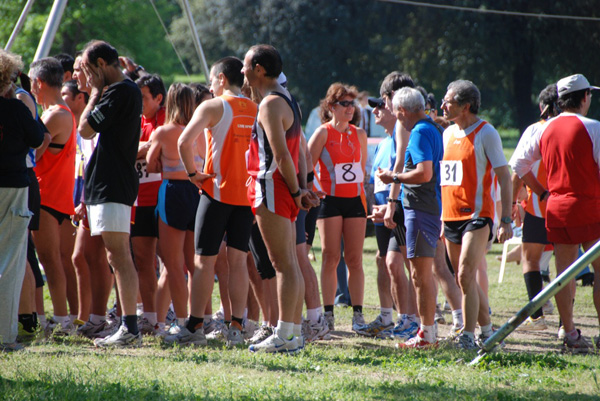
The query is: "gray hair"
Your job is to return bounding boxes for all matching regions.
[447,79,480,114]
[392,87,425,113]
[30,57,64,88]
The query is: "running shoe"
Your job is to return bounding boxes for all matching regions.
[454,332,478,350]
[562,329,592,354]
[557,326,566,341]
[542,299,555,315]
[247,325,273,345]
[163,327,207,346]
[434,304,446,325]
[206,321,228,340]
[227,327,244,346]
[95,319,121,339]
[351,311,366,333]
[396,329,438,350]
[476,329,505,350]
[447,323,463,339]
[94,325,142,348]
[248,330,298,354]
[17,322,37,342]
[354,315,394,338]
[303,316,331,342]
[518,316,548,331]
[243,320,259,340]
[324,311,335,331]
[392,321,419,340]
[77,320,109,339]
[0,342,24,352]
[138,317,159,336]
[50,321,77,337]
[165,306,176,326]
[203,318,218,336]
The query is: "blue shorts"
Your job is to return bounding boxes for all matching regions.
[404,208,440,258]
[156,179,199,232]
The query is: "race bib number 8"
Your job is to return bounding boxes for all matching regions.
[440,160,463,186]
[334,162,364,184]
[136,159,162,184]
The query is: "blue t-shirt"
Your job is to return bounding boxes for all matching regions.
[402,118,443,215]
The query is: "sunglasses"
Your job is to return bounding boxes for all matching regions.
[336,100,356,108]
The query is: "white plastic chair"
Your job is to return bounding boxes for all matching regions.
[498,236,522,283]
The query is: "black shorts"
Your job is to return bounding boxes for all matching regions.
[40,204,70,225]
[157,179,199,232]
[305,206,319,246]
[296,209,307,245]
[522,212,549,245]
[249,223,276,280]
[374,224,402,256]
[444,217,493,245]
[28,168,40,231]
[318,195,366,219]
[390,204,406,248]
[131,205,158,238]
[195,193,254,256]
[27,233,44,288]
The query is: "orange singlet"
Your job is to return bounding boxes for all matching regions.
[34,104,76,216]
[441,120,494,221]
[202,94,257,206]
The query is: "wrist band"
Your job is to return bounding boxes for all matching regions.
[307,171,314,183]
[290,189,301,198]
[187,171,197,178]
[539,190,549,201]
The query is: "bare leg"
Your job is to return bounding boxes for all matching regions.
[432,239,461,310]
[131,236,158,314]
[317,217,342,306]
[101,231,139,317]
[342,217,366,307]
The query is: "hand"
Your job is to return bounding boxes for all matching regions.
[383,201,397,229]
[497,222,513,243]
[119,56,137,72]
[367,204,387,224]
[376,167,394,184]
[511,204,522,227]
[297,189,320,211]
[81,60,105,91]
[189,172,216,189]
[72,203,86,223]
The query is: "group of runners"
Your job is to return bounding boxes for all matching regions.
[1,40,599,354]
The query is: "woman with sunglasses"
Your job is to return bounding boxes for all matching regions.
[308,83,368,333]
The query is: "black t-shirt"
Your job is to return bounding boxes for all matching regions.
[0,97,45,188]
[84,79,142,206]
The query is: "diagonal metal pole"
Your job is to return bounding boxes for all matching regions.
[179,0,210,84]
[470,238,600,366]
[33,0,68,61]
[5,0,36,51]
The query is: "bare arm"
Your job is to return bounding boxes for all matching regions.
[495,165,514,243]
[79,88,102,139]
[394,161,433,184]
[307,125,327,170]
[146,128,163,173]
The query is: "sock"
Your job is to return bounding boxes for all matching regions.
[262,320,269,327]
[18,314,35,332]
[480,323,493,337]
[204,314,212,322]
[276,320,294,340]
[243,308,248,320]
[123,315,139,335]
[524,271,544,319]
[306,308,319,324]
[69,314,78,323]
[54,315,70,327]
[567,329,579,341]
[420,324,436,343]
[352,305,363,314]
[89,314,105,325]
[463,330,475,340]
[32,312,39,329]
[324,305,334,313]
[144,312,157,326]
[186,315,204,333]
[177,317,186,327]
[231,316,244,330]
[293,324,302,337]
[451,309,464,327]
[380,308,393,325]
[158,322,165,331]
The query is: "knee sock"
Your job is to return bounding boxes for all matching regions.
[524,271,544,319]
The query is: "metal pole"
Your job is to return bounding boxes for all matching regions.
[5,0,36,51]
[470,239,600,366]
[33,0,68,62]
[180,0,210,84]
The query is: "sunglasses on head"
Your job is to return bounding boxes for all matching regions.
[336,100,356,108]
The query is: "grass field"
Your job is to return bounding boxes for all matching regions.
[1,234,599,400]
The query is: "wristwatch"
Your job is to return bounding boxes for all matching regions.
[386,197,401,203]
[500,216,512,224]
[392,173,401,184]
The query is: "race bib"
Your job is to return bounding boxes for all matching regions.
[374,176,388,193]
[440,160,463,186]
[334,162,363,184]
[135,159,162,184]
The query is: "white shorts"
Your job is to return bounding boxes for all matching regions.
[87,203,131,236]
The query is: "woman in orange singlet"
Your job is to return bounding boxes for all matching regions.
[308,83,368,332]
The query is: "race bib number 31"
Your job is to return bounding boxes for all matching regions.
[440,160,463,186]
[334,162,364,184]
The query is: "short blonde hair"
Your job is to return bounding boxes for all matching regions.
[0,49,23,96]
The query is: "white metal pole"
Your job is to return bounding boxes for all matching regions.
[33,0,68,61]
[180,0,210,84]
[5,0,36,51]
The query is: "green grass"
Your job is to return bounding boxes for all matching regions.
[2,237,599,400]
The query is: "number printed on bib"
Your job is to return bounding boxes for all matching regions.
[440,160,463,186]
[374,176,388,193]
[136,159,162,184]
[334,162,364,184]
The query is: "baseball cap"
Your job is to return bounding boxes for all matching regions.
[557,74,600,97]
[368,97,385,108]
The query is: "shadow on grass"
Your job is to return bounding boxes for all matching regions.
[1,374,598,401]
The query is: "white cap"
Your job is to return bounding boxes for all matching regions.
[557,74,600,97]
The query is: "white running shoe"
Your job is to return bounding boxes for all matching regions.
[324,311,335,331]
[95,319,121,339]
[94,325,142,348]
[248,330,298,354]
[542,300,555,315]
[138,317,159,336]
[355,315,394,338]
[243,320,259,340]
[77,320,109,339]
[164,327,207,346]
[518,316,548,331]
[50,321,77,337]
[247,325,273,345]
[351,311,366,333]
[227,327,244,347]
[206,321,228,340]
[304,316,331,342]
